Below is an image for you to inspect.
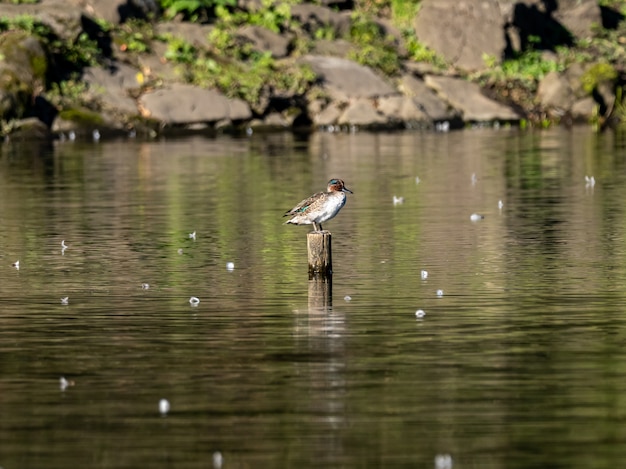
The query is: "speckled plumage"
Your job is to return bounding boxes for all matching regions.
[284,179,353,232]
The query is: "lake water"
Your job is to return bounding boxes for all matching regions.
[2,128,626,468]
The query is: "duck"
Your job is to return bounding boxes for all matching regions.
[284,178,353,232]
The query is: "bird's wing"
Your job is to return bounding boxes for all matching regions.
[284,191,324,216]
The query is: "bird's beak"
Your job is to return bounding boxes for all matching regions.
[343,187,353,194]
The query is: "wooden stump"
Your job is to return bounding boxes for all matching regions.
[307,231,332,278]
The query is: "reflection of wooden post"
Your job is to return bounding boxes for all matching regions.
[307,231,332,278]
[308,275,332,311]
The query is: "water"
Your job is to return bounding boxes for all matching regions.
[2,128,626,468]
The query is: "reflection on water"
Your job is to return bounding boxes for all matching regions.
[2,128,626,467]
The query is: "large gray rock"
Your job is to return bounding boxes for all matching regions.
[425,75,521,122]
[415,0,602,72]
[139,83,252,125]
[83,63,142,115]
[291,4,351,37]
[399,74,458,122]
[302,55,397,100]
[0,0,83,41]
[236,25,291,59]
[415,0,506,71]
[536,71,574,111]
[155,22,212,48]
[337,98,386,126]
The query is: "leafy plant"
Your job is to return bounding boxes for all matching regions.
[347,12,401,75]
[158,0,236,21]
[580,62,617,94]
[115,19,156,54]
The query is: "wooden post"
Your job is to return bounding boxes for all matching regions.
[307,231,332,278]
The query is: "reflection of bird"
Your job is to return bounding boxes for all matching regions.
[284,179,353,232]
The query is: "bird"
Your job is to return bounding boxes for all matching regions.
[284,178,353,232]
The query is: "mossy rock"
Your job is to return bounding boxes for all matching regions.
[58,107,105,126]
[0,30,48,120]
[581,62,617,95]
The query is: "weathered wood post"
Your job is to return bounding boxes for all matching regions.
[307,231,332,278]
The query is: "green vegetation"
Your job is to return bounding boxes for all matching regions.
[347,11,401,75]
[581,62,618,94]
[159,0,236,21]
[0,15,100,69]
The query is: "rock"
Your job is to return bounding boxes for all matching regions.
[81,0,160,24]
[415,0,506,71]
[399,74,458,122]
[302,55,397,100]
[310,39,353,57]
[377,96,429,126]
[83,64,142,115]
[571,97,596,121]
[536,71,574,111]
[425,75,521,122]
[290,4,351,37]
[0,0,84,42]
[313,101,343,126]
[415,0,602,71]
[8,117,51,141]
[0,31,48,121]
[138,83,252,126]
[155,22,213,48]
[551,0,601,40]
[236,25,291,59]
[337,98,386,127]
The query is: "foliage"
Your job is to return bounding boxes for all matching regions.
[476,49,563,91]
[158,0,236,21]
[114,19,156,54]
[405,35,447,68]
[347,12,401,75]
[45,79,93,109]
[165,31,315,108]
[581,62,617,94]
[0,15,100,68]
[213,0,294,33]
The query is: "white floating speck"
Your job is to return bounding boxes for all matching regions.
[213,451,223,469]
[226,262,235,271]
[177,248,183,255]
[92,129,100,141]
[61,297,69,305]
[128,129,136,138]
[498,200,504,210]
[189,296,200,306]
[246,127,253,136]
[471,173,478,185]
[435,454,453,469]
[435,121,450,132]
[470,213,484,222]
[421,270,428,280]
[344,295,352,302]
[436,289,444,297]
[141,283,150,290]
[415,309,426,318]
[59,376,74,391]
[12,260,19,270]
[159,398,170,415]
[415,176,420,184]
[61,240,68,249]
[585,175,595,188]
[189,231,196,240]
[393,195,404,205]
[68,130,76,141]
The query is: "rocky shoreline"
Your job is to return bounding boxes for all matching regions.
[0,0,623,141]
